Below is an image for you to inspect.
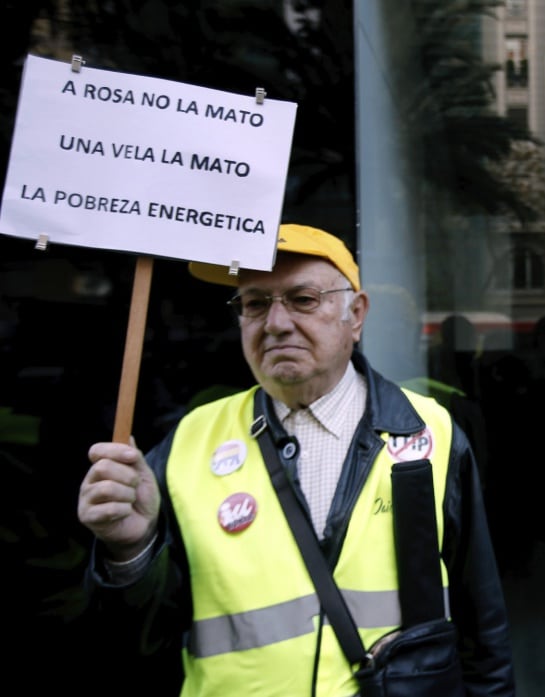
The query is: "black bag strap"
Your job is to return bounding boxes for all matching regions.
[251,401,368,667]
[391,459,446,625]
[252,392,445,666]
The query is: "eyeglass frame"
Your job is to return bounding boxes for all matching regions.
[226,285,353,319]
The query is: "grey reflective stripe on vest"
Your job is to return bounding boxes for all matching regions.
[344,587,449,628]
[189,589,416,658]
[189,594,320,658]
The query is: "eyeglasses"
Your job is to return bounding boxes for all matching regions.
[227,286,353,319]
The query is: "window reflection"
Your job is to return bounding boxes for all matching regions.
[355,3,545,693]
[492,246,545,291]
[506,0,527,18]
[506,38,528,87]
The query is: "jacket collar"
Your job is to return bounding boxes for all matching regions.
[351,350,425,436]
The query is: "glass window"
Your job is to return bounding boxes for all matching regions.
[492,244,545,290]
[506,0,527,18]
[506,37,528,87]
[354,3,545,694]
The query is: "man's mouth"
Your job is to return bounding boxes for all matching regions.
[265,344,303,355]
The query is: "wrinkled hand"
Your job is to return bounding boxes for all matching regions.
[78,440,160,561]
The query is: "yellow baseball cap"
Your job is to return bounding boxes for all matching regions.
[188,223,360,290]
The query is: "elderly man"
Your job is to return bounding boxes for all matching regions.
[78,224,514,697]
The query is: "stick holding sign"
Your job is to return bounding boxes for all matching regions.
[113,255,153,443]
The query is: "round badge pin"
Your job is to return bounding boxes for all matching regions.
[211,439,247,476]
[387,427,434,461]
[218,492,258,533]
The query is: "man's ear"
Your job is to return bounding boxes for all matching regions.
[350,291,369,342]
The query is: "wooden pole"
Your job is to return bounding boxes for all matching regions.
[112,255,154,443]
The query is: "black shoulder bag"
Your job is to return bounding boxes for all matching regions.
[251,405,465,697]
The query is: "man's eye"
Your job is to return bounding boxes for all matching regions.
[243,297,269,312]
[291,292,318,309]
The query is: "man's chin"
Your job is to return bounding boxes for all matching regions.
[263,363,305,386]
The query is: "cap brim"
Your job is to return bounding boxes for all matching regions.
[188,261,241,287]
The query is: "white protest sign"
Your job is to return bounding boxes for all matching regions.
[0,54,297,271]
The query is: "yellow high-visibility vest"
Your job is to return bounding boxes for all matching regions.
[167,385,452,697]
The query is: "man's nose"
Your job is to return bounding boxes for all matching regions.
[263,296,293,330]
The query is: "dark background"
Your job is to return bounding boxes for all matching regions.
[0,2,357,693]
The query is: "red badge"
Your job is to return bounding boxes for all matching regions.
[218,492,257,533]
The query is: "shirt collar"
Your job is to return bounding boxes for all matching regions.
[273,362,365,438]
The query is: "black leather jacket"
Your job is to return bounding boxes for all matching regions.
[84,351,515,697]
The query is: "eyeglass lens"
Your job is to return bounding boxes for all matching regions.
[227,287,350,318]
